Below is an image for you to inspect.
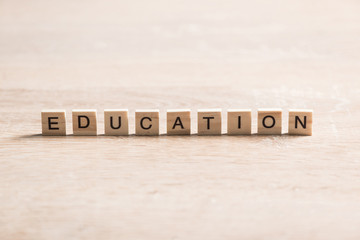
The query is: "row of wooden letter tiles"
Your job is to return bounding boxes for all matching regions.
[41,109,313,136]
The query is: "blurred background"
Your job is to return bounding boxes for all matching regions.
[1,0,359,133]
[1,0,359,90]
[1,1,360,239]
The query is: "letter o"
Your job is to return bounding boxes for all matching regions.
[262,115,275,128]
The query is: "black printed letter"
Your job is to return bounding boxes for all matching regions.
[140,117,152,130]
[172,117,184,129]
[262,116,275,128]
[110,116,121,129]
[48,117,59,130]
[203,116,214,129]
[295,116,306,129]
[78,116,90,128]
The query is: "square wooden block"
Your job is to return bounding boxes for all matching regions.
[227,109,252,135]
[167,109,191,135]
[104,109,129,136]
[198,109,222,135]
[72,109,97,136]
[257,109,282,135]
[288,109,313,136]
[41,110,66,136]
[135,110,160,136]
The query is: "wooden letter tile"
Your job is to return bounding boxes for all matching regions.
[288,109,313,136]
[104,109,129,136]
[257,108,282,135]
[198,109,222,135]
[227,109,252,135]
[72,109,97,136]
[135,110,160,136]
[41,110,66,136]
[167,109,191,135]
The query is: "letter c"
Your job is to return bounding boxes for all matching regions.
[140,117,152,130]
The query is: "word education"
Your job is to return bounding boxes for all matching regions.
[41,109,313,136]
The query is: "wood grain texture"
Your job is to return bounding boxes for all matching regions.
[289,109,313,136]
[167,109,191,135]
[197,109,222,135]
[257,109,283,135]
[41,110,67,136]
[227,109,252,135]
[72,109,97,136]
[104,109,129,136]
[1,0,360,239]
[135,110,160,136]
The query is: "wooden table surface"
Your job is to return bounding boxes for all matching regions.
[1,0,360,239]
